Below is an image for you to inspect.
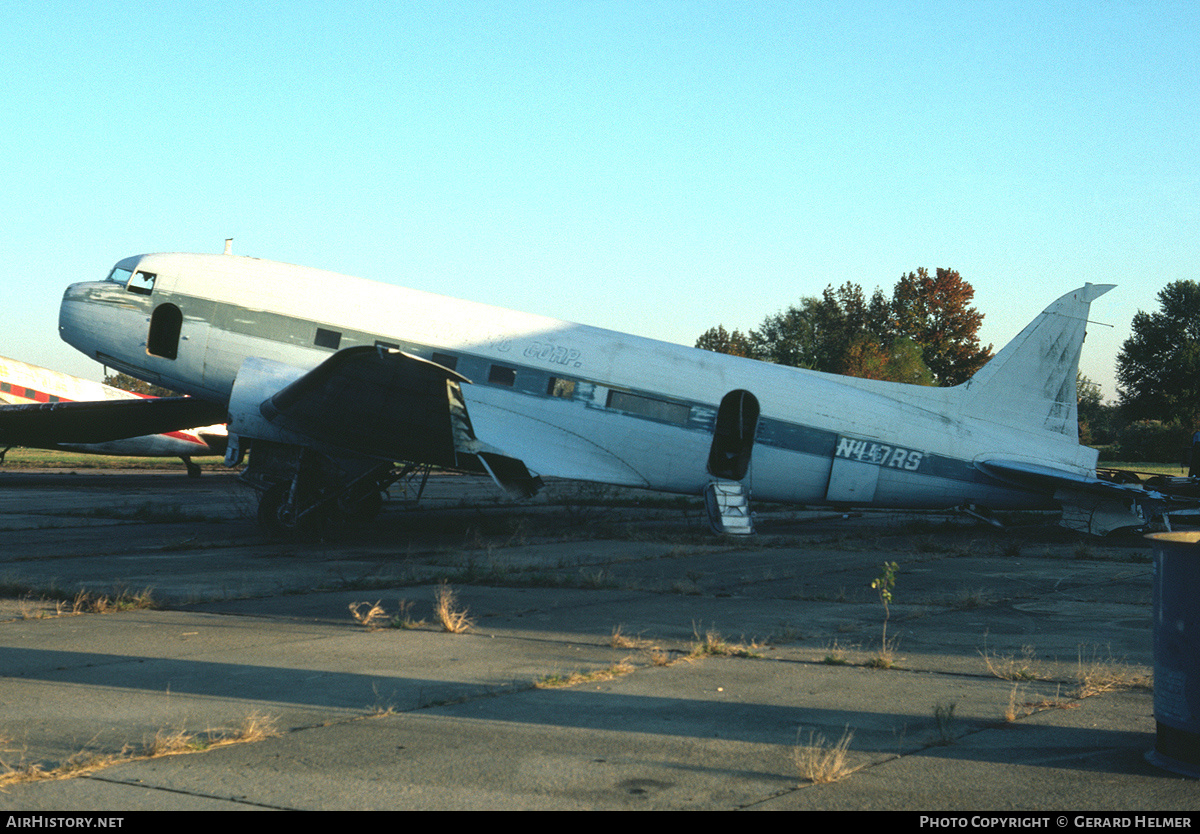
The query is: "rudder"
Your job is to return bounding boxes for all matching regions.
[962,283,1114,437]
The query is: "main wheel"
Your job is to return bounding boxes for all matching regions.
[258,482,322,537]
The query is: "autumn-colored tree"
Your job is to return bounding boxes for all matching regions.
[844,337,935,385]
[694,267,987,387]
[889,268,992,385]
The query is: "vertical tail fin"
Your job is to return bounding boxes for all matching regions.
[962,284,1114,436]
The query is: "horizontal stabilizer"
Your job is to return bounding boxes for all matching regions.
[978,459,1125,496]
[979,458,1186,534]
[0,397,227,446]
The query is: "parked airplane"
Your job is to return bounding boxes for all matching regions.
[55,251,1174,534]
[0,354,226,476]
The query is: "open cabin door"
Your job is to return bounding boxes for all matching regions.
[705,390,759,535]
[707,389,759,480]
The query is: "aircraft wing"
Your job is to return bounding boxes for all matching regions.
[236,346,542,496]
[0,397,228,447]
[978,459,1195,534]
[248,347,474,468]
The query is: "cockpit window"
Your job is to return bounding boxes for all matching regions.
[127,271,156,295]
[104,265,155,295]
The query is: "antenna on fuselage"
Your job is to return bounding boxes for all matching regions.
[223,238,233,255]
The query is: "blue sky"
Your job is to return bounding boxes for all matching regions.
[3,1,1197,401]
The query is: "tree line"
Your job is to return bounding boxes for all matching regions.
[696,271,1200,464]
[695,267,992,387]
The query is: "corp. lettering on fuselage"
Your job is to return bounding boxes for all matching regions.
[523,341,583,368]
[834,435,924,471]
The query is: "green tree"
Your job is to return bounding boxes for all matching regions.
[694,325,754,358]
[1076,372,1123,446]
[693,268,987,387]
[1117,280,1200,424]
[746,297,823,368]
[743,285,898,375]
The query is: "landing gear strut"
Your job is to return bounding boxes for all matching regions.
[242,439,430,537]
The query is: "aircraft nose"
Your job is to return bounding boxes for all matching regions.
[58,282,100,349]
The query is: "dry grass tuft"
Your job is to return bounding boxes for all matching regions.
[1003,683,1078,721]
[535,660,636,688]
[646,647,672,667]
[349,600,387,631]
[793,727,862,784]
[392,598,424,630]
[688,626,763,659]
[1003,683,1022,723]
[822,640,850,665]
[350,600,426,631]
[1073,648,1152,698]
[227,711,280,745]
[611,625,653,650]
[145,727,202,757]
[980,642,1041,681]
[932,701,957,744]
[434,581,473,633]
[864,638,898,669]
[950,586,991,610]
[13,588,158,620]
[0,713,279,787]
[74,588,158,615]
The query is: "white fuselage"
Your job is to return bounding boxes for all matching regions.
[59,253,1097,510]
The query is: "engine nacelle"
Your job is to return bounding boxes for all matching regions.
[227,357,312,449]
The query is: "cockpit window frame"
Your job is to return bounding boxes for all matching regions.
[106,266,134,285]
[127,271,156,296]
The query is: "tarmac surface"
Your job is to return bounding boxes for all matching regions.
[0,468,1195,811]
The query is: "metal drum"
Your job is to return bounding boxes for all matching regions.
[1146,531,1200,777]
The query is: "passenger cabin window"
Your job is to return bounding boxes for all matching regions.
[547,377,575,398]
[147,303,182,360]
[606,390,690,425]
[315,328,342,350]
[127,271,156,296]
[488,365,516,386]
[432,352,458,371]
